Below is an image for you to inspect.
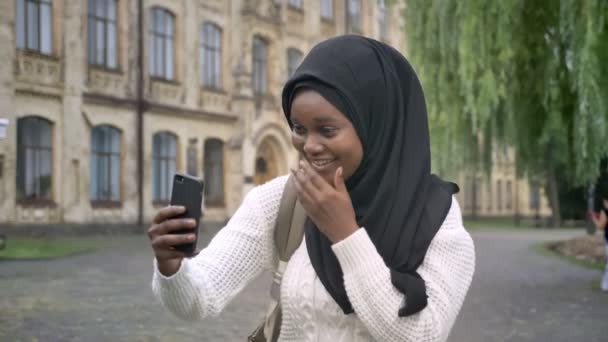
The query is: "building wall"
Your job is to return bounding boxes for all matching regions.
[454,147,553,220]
[0,0,405,226]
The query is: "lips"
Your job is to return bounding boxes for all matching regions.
[309,158,336,172]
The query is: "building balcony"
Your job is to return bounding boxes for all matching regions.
[148,78,183,107]
[86,67,126,99]
[14,50,62,91]
[200,88,230,114]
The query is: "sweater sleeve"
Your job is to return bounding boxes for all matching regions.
[151,176,287,321]
[331,197,475,342]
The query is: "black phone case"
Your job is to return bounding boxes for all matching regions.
[170,172,204,255]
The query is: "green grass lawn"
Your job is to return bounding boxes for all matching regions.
[0,237,97,260]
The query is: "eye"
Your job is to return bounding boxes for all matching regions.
[320,126,337,137]
[292,123,306,135]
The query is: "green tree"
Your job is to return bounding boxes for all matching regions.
[404,0,608,225]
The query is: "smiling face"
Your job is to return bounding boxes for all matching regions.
[289,89,363,186]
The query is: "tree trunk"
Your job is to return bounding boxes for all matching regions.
[586,183,596,235]
[545,163,562,228]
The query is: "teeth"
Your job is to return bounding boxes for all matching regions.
[311,160,334,167]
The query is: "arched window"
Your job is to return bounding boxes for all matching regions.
[149,7,174,80]
[320,0,333,19]
[200,22,222,89]
[16,0,53,54]
[90,125,121,202]
[87,0,118,68]
[153,132,177,202]
[204,139,224,206]
[252,36,268,95]
[287,48,303,77]
[17,116,53,201]
[346,0,361,33]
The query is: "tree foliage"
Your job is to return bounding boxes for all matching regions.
[403,0,608,187]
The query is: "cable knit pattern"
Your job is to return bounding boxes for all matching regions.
[152,175,476,341]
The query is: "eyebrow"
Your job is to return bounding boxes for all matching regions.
[291,116,338,124]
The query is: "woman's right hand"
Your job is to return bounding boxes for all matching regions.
[147,205,198,277]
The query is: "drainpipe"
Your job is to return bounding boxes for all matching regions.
[136,0,145,226]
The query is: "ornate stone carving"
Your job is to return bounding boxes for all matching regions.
[200,90,230,113]
[149,79,183,107]
[242,0,281,23]
[87,68,125,98]
[15,51,62,86]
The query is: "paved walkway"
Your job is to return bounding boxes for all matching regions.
[1,226,607,341]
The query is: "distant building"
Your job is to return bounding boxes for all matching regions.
[0,0,405,226]
[454,147,552,221]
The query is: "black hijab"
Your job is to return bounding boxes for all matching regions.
[281,35,458,317]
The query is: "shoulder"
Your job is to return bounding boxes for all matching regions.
[431,196,474,254]
[242,175,290,217]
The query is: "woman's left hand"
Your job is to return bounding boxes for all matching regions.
[291,160,359,243]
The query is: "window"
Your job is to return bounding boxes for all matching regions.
[287,48,303,77]
[149,7,174,80]
[204,139,224,205]
[187,144,198,176]
[377,0,388,40]
[346,0,361,33]
[17,117,53,201]
[252,36,268,96]
[506,180,512,210]
[87,0,117,68]
[320,0,333,19]
[464,176,472,210]
[288,0,302,9]
[496,180,503,210]
[200,22,222,89]
[486,182,492,210]
[475,177,482,210]
[529,182,540,210]
[90,125,121,202]
[153,132,177,202]
[15,0,53,54]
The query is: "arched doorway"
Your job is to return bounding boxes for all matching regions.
[253,137,283,185]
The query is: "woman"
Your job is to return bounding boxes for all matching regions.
[148,35,475,341]
[590,191,608,292]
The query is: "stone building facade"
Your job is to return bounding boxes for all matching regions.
[454,147,553,221]
[0,0,405,227]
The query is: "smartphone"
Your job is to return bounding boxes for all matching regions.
[170,172,204,255]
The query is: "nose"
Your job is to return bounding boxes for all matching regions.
[302,135,324,155]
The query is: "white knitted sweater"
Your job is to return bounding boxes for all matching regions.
[152,175,475,342]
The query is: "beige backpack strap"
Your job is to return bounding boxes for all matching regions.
[254,176,305,342]
[274,175,306,261]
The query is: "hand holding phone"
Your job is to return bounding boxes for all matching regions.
[147,173,204,276]
[169,173,204,254]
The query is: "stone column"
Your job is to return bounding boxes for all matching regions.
[61,0,87,223]
[0,1,16,223]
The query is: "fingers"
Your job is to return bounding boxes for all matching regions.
[151,232,197,251]
[299,160,331,191]
[153,205,186,224]
[148,217,197,240]
[291,168,315,206]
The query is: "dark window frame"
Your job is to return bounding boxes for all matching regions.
[16,116,54,204]
[152,131,178,204]
[90,125,122,204]
[149,7,175,80]
[15,0,53,55]
[200,22,222,90]
[252,36,268,96]
[87,0,118,69]
[204,138,225,207]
